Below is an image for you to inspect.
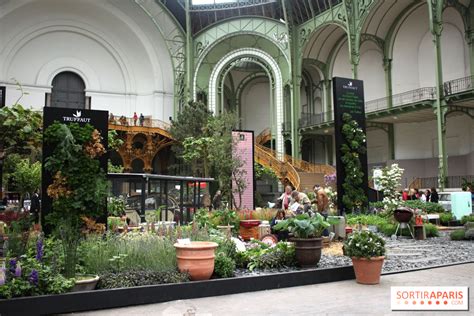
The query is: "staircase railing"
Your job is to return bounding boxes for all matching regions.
[109,116,172,138]
[255,144,301,190]
[256,129,336,176]
[256,128,272,145]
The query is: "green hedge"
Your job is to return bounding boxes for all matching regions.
[450,230,466,241]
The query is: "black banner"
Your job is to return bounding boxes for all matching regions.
[332,77,368,214]
[0,86,5,108]
[41,107,108,229]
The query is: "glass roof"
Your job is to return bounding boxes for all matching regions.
[192,0,237,4]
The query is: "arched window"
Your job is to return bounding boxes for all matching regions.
[50,71,87,109]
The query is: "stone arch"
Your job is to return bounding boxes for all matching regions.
[207,48,284,156]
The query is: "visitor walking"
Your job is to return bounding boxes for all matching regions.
[212,190,222,210]
[139,113,145,126]
[133,112,138,126]
[430,187,439,203]
[277,185,292,210]
[313,184,329,236]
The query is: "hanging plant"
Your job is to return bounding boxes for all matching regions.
[340,113,367,212]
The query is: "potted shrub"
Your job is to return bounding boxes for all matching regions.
[44,123,109,290]
[344,230,386,284]
[174,241,218,281]
[273,213,333,267]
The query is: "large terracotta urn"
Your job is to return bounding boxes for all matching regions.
[351,256,385,284]
[174,241,218,281]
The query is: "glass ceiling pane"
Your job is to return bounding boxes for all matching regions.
[192,0,237,4]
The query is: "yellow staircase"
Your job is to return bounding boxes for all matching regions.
[255,129,335,191]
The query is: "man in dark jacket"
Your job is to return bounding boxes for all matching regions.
[30,190,41,223]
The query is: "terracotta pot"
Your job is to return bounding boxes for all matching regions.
[239,220,261,240]
[351,256,385,285]
[72,275,100,292]
[174,241,218,281]
[291,238,323,268]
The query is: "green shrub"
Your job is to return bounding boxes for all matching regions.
[369,201,385,210]
[79,233,177,274]
[424,223,439,237]
[461,215,474,225]
[344,230,385,259]
[378,222,397,236]
[97,270,189,289]
[346,214,389,227]
[401,201,444,214]
[439,212,453,226]
[235,241,297,271]
[213,253,235,278]
[450,230,466,241]
[213,237,237,260]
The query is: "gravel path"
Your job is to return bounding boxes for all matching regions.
[235,234,473,277]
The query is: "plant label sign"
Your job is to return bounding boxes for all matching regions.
[332,77,368,214]
[41,107,109,228]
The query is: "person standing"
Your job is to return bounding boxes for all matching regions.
[212,190,222,210]
[277,185,292,210]
[133,112,138,126]
[402,189,409,201]
[30,190,41,223]
[139,113,145,126]
[430,187,439,203]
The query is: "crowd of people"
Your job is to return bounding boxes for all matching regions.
[109,112,146,126]
[401,188,439,203]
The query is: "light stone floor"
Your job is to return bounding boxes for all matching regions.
[69,263,474,316]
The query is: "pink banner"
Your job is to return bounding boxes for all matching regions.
[232,131,254,210]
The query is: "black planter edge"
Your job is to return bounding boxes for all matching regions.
[382,260,474,276]
[0,265,355,316]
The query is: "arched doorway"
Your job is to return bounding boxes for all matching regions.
[206,48,284,157]
[51,71,87,109]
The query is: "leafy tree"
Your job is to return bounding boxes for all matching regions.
[169,101,213,175]
[0,104,42,197]
[11,159,41,205]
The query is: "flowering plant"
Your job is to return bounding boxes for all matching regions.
[378,164,404,214]
[343,230,385,259]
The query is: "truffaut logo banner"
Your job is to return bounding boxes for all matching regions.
[391,286,468,311]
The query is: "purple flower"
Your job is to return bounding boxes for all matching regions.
[29,269,38,286]
[36,238,44,262]
[9,259,16,274]
[14,262,22,278]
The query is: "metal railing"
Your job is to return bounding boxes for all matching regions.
[444,75,474,96]
[299,111,333,128]
[108,116,171,131]
[282,121,292,133]
[410,175,474,189]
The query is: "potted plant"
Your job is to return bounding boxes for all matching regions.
[273,213,333,267]
[174,240,218,281]
[44,123,109,290]
[343,230,386,284]
[238,210,260,240]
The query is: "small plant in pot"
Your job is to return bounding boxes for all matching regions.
[273,213,333,267]
[343,230,386,285]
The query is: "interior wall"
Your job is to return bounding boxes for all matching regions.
[392,5,469,94]
[367,128,389,164]
[240,79,271,135]
[0,0,175,121]
[358,41,385,101]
